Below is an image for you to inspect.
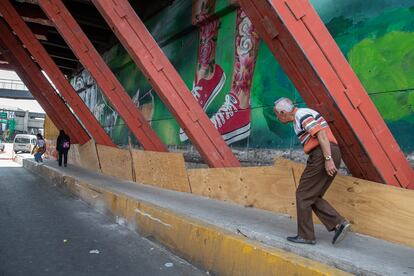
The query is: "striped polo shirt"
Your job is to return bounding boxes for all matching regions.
[294,108,337,154]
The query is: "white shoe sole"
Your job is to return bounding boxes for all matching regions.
[179,129,189,142]
[222,123,251,145]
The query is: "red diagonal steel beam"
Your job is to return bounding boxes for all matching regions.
[0,18,88,144]
[0,0,115,147]
[91,0,240,168]
[38,0,167,152]
[239,0,414,188]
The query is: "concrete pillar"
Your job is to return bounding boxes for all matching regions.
[23,110,29,133]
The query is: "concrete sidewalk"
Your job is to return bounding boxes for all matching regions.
[23,158,414,276]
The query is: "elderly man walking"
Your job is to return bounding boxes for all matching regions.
[274,97,350,245]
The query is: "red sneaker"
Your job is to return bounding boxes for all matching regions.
[209,93,251,145]
[180,64,226,142]
[194,64,225,110]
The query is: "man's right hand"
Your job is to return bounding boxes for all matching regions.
[325,159,337,177]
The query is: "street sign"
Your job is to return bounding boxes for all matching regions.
[0,112,7,119]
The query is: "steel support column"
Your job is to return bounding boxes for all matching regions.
[0,19,89,144]
[239,0,414,188]
[91,0,240,168]
[0,0,115,147]
[38,0,167,152]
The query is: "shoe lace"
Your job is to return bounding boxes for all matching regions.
[211,95,238,128]
[191,82,202,100]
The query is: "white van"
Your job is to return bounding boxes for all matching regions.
[13,134,37,153]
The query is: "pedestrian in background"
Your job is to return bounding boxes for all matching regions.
[32,133,46,163]
[273,97,350,245]
[56,130,71,167]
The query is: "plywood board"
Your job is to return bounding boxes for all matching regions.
[188,167,248,204]
[274,158,414,247]
[78,139,100,172]
[44,139,57,160]
[43,115,60,140]
[67,144,81,166]
[96,145,133,182]
[131,150,190,193]
[274,158,303,188]
[188,166,297,215]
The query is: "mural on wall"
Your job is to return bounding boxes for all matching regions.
[73,70,118,138]
[179,1,259,145]
[72,0,414,153]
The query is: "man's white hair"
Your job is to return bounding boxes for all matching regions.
[274,97,294,113]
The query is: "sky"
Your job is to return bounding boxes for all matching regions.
[0,69,45,113]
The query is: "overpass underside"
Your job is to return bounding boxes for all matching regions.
[0,88,33,100]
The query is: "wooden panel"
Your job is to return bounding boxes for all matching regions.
[274,158,414,247]
[274,158,304,189]
[67,144,82,167]
[96,145,133,182]
[188,168,247,204]
[188,166,297,215]
[131,150,191,193]
[44,139,57,160]
[78,139,100,172]
[43,115,59,140]
[274,158,301,189]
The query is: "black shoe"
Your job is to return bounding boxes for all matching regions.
[64,164,67,167]
[287,235,316,245]
[332,221,351,245]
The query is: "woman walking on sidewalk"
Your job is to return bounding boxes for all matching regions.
[56,130,71,167]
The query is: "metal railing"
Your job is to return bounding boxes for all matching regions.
[0,78,28,91]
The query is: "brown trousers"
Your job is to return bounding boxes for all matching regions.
[296,143,344,240]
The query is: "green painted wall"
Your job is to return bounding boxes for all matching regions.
[72,0,414,153]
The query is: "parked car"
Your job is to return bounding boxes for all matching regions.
[13,134,37,153]
[0,138,4,152]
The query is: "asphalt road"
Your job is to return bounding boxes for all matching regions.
[0,160,205,276]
